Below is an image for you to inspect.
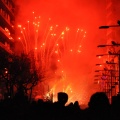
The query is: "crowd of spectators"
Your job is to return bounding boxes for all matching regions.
[0,91,120,120]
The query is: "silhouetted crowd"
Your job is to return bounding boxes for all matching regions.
[0,91,120,120]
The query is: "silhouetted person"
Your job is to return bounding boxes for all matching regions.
[83,92,112,120]
[66,100,83,120]
[57,92,68,105]
[111,95,120,120]
[52,92,69,120]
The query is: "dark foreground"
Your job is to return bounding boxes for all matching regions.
[0,92,120,120]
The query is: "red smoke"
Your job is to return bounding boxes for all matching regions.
[15,0,107,105]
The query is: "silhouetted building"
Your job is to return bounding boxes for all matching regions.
[0,0,15,99]
[0,0,15,54]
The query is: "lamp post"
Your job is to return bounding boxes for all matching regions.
[99,25,120,29]
[97,41,120,48]
[99,20,120,29]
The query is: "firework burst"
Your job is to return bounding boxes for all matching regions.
[17,12,87,103]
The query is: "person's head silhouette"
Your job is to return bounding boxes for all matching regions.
[57,92,68,106]
[88,92,110,110]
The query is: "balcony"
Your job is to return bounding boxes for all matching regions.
[0,26,14,43]
[0,42,13,54]
[0,0,15,19]
[0,13,15,34]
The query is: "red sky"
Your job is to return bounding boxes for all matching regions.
[15,0,107,105]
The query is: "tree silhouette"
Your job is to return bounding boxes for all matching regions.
[0,51,13,99]
[0,51,39,100]
[10,53,39,100]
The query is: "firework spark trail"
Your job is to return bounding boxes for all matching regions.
[42,17,51,40]
[18,25,29,54]
[74,28,81,51]
[18,18,86,71]
[19,14,86,69]
[49,30,65,59]
[26,21,30,51]
[41,18,51,63]
[56,28,83,58]
[40,26,53,71]
[46,25,58,57]
[23,27,30,54]
[42,27,56,72]
[44,25,59,70]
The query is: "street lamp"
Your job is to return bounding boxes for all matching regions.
[99,20,120,29]
[99,25,120,29]
[97,41,120,48]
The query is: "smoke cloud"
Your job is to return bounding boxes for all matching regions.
[15,0,107,105]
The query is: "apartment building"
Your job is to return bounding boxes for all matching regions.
[0,0,15,54]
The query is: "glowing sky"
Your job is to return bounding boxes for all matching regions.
[15,0,107,105]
